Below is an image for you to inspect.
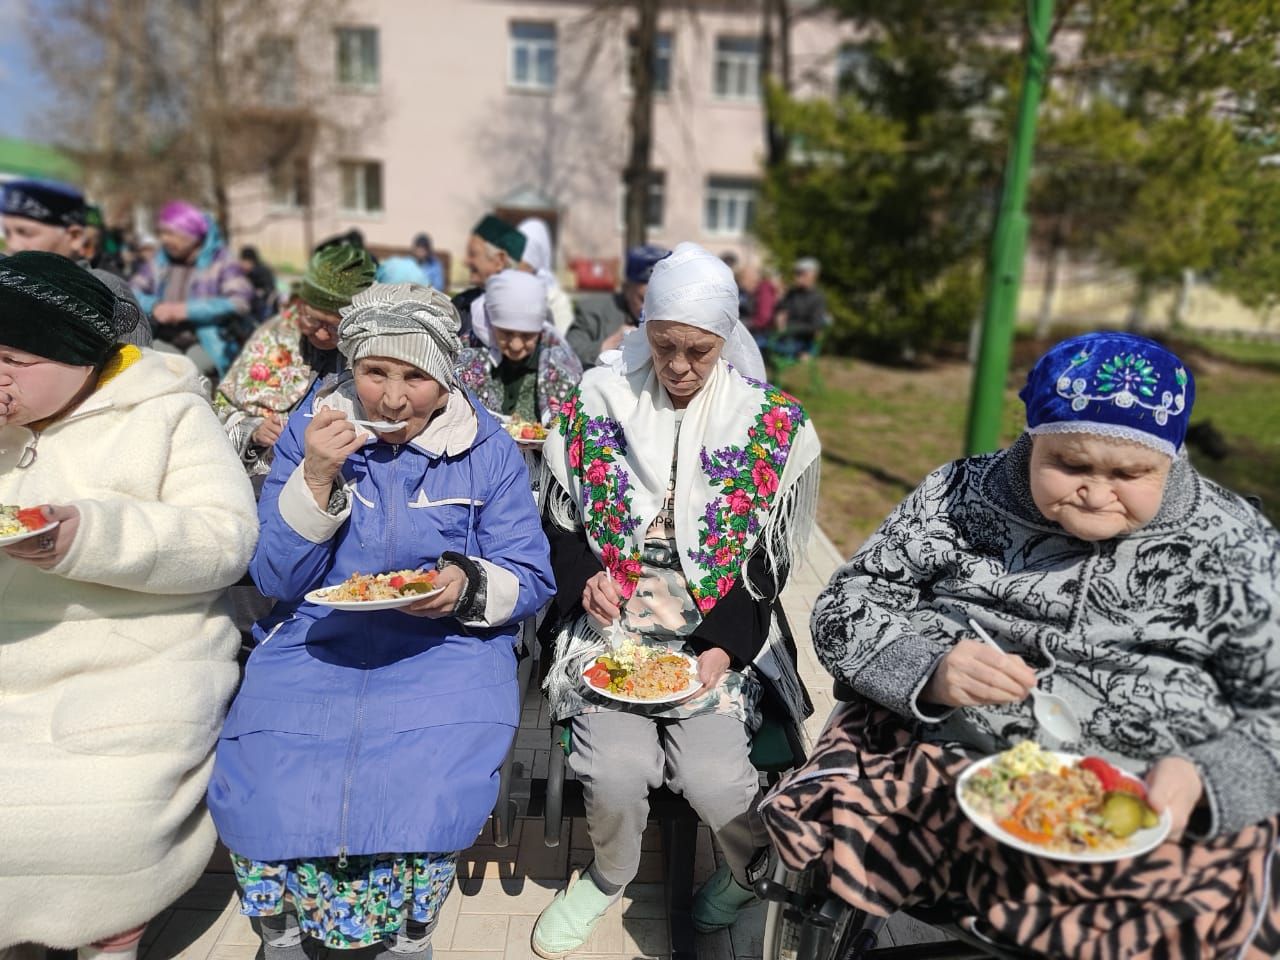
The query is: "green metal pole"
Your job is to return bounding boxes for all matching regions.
[965,0,1054,454]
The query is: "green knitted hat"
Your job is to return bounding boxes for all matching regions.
[0,251,121,366]
[299,243,377,312]
[473,214,527,262]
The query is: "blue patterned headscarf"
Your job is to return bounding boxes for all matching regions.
[1019,332,1194,458]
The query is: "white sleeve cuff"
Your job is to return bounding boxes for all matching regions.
[278,465,352,543]
[459,558,521,628]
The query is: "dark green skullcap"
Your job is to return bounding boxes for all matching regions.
[299,243,377,313]
[0,251,121,366]
[473,214,527,262]
[84,204,105,230]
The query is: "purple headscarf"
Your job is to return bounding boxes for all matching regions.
[157,201,209,240]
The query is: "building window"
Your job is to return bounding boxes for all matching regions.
[713,36,760,100]
[704,177,757,236]
[626,30,672,95]
[336,27,379,89]
[258,36,297,106]
[836,43,874,97]
[268,156,309,209]
[509,22,556,91]
[339,160,383,215]
[618,171,666,231]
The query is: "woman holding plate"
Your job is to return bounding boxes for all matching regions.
[762,332,1280,959]
[532,243,821,957]
[0,253,257,959]
[208,282,555,960]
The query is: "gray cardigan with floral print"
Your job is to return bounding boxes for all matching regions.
[812,436,1280,838]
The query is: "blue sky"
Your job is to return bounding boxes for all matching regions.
[0,0,55,139]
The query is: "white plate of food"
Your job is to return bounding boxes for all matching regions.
[504,420,548,447]
[306,569,443,611]
[581,642,702,705]
[0,505,59,547]
[957,741,1172,863]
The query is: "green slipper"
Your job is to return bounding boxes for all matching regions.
[531,868,617,959]
[692,863,758,933]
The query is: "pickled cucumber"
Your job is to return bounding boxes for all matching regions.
[1102,793,1158,838]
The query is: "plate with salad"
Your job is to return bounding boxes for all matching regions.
[957,741,1171,863]
[306,569,442,611]
[581,641,701,705]
[0,505,58,547]
[503,418,548,446]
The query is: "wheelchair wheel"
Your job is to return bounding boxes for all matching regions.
[762,861,882,960]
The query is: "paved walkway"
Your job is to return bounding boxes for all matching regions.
[140,532,851,960]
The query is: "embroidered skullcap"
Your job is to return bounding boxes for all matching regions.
[472,215,526,262]
[484,269,548,333]
[1020,332,1195,458]
[338,282,462,387]
[625,244,669,284]
[83,204,105,230]
[626,241,766,381]
[0,251,125,366]
[517,218,553,274]
[156,200,209,241]
[1,179,86,227]
[300,243,377,312]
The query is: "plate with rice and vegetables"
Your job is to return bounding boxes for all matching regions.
[306,569,442,611]
[0,505,58,547]
[581,640,702,705]
[957,741,1172,863]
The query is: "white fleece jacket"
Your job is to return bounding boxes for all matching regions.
[0,350,258,949]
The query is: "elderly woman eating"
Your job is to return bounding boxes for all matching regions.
[208,283,555,960]
[0,253,258,959]
[458,269,582,427]
[532,243,822,957]
[761,332,1280,959]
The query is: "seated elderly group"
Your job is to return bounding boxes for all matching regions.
[2,234,1278,960]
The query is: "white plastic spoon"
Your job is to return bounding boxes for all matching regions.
[351,418,406,432]
[968,618,1082,743]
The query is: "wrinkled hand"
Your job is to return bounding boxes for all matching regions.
[302,408,365,506]
[252,414,285,449]
[600,328,627,354]
[583,570,623,627]
[399,565,468,619]
[1145,757,1204,842]
[921,638,1037,708]
[0,374,14,426]
[3,504,81,570]
[694,647,731,692]
[153,302,188,325]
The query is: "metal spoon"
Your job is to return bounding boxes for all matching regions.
[968,618,1082,743]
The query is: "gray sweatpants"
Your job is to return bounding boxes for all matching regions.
[568,710,769,889]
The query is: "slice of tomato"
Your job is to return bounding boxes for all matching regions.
[1079,756,1122,792]
[16,508,47,531]
[1110,776,1148,801]
[389,575,406,589]
[585,665,611,688]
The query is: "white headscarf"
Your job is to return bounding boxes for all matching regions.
[471,269,552,366]
[517,218,554,277]
[615,241,766,382]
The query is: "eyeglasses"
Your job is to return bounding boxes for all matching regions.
[297,303,340,332]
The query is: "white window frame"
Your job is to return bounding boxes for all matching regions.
[625,30,673,96]
[617,170,666,231]
[509,21,557,92]
[703,177,758,237]
[713,35,760,101]
[338,159,384,216]
[335,26,379,90]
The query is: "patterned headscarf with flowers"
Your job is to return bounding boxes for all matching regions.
[542,249,822,616]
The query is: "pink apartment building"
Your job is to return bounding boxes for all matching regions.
[228,0,854,283]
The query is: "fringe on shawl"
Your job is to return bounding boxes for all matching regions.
[538,458,580,533]
[746,456,821,602]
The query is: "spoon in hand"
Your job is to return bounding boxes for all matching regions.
[351,418,407,432]
[968,618,1082,743]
